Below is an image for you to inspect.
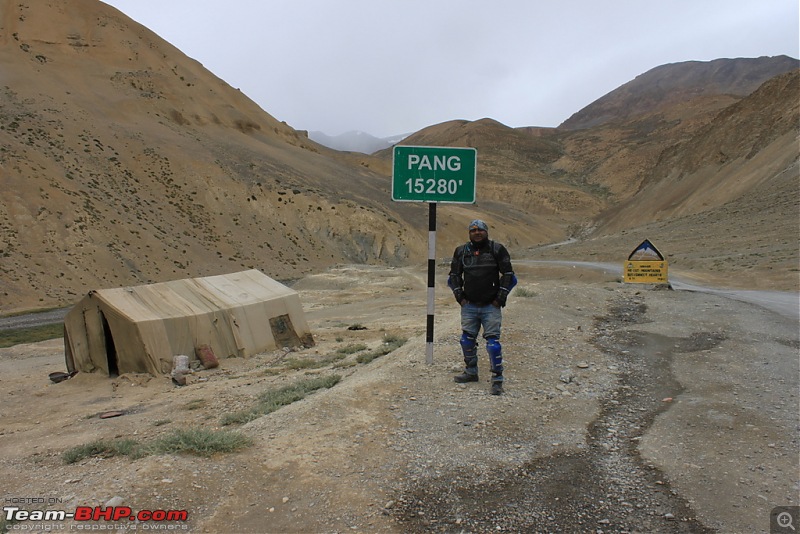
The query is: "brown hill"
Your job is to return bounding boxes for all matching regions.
[374,118,595,242]
[560,55,799,130]
[546,91,742,200]
[532,69,799,291]
[549,56,798,202]
[1,0,798,314]
[603,69,800,225]
[0,0,434,311]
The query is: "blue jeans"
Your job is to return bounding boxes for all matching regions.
[459,303,503,380]
[461,302,502,339]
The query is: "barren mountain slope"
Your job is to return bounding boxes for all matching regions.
[547,92,742,200]
[527,158,799,291]
[377,118,604,220]
[560,55,799,130]
[551,56,799,202]
[600,70,799,225]
[528,71,800,291]
[0,0,377,305]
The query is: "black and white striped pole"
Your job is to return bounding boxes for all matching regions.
[426,202,437,364]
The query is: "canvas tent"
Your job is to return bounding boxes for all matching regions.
[64,269,314,376]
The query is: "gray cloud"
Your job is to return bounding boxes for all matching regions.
[103,0,799,137]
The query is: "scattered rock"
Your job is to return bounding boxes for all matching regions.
[105,496,124,507]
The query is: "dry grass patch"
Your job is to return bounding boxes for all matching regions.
[221,375,341,426]
[0,323,62,348]
[61,428,252,464]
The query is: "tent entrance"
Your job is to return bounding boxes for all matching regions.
[270,314,302,347]
[100,312,119,377]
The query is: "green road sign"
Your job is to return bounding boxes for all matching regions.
[392,146,477,203]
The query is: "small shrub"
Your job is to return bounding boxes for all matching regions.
[283,352,346,370]
[515,287,537,298]
[182,399,206,410]
[283,357,318,370]
[62,429,252,464]
[62,438,146,464]
[336,343,367,355]
[356,336,407,364]
[150,428,252,457]
[221,375,341,426]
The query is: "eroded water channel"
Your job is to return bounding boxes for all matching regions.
[394,293,726,533]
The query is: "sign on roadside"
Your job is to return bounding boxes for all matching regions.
[392,145,477,203]
[390,145,478,365]
[624,239,668,283]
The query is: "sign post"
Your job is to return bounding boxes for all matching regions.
[623,239,668,283]
[392,146,477,364]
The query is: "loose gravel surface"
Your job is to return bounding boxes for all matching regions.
[0,263,797,533]
[389,292,722,533]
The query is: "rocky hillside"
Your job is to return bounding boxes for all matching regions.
[1,0,797,313]
[600,69,799,227]
[531,69,799,291]
[560,56,799,130]
[0,0,434,311]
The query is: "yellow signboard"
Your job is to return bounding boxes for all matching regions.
[623,240,668,283]
[624,260,668,283]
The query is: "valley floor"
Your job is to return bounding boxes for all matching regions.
[1,263,797,533]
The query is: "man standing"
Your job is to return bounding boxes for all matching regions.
[448,219,516,395]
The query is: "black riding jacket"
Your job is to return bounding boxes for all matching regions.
[448,239,514,306]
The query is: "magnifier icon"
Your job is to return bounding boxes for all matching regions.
[778,511,796,531]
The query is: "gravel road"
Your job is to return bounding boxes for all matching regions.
[0,307,69,331]
[518,260,799,321]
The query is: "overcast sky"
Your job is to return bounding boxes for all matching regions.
[102,0,799,138]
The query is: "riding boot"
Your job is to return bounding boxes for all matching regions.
[490,372,504,395]
[487,337,504,395]
[455,332,479,383]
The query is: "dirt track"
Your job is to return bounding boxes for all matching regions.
[1,263,797,533]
